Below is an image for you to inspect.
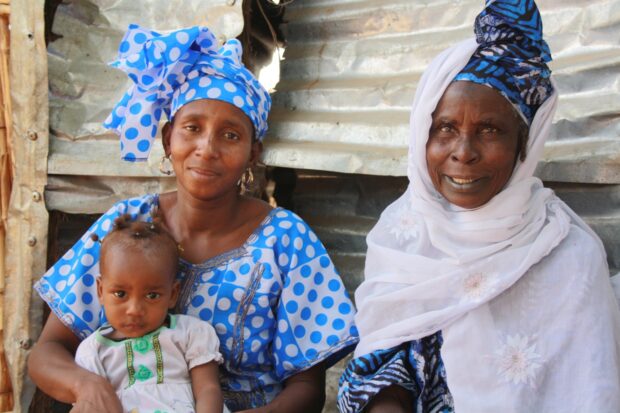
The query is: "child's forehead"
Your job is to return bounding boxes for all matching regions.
[101,247,175,283]
[100,266,171,288]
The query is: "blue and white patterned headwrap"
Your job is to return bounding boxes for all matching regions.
[104,24,272,162]
[453,0,553,124]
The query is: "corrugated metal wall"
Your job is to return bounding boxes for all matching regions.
[263,0,620,284]
[265,0,620,181]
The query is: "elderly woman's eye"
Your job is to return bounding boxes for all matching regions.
[438,124,454,133]
[480,125,498,134]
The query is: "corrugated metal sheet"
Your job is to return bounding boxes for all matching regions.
[45,0,620,214]
[262,0,620,181]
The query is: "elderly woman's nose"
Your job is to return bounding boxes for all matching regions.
[451,135,479,163]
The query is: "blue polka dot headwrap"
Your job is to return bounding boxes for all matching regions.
[103,24,272,162]
[453,0,553,124]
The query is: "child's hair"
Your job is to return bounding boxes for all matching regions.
[92,214,179,279]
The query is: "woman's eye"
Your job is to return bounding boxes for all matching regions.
[113,291,126,298]
[436,123,454,133]
[183,125,199,132]
[146,292,161,300]
[224,131,240,140]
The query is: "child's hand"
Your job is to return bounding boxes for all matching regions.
[70,371,123,413]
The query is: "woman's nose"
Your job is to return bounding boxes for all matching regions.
[451,134,479,164]
[197,133,220,158]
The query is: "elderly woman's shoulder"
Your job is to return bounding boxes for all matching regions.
[538,222,608,278]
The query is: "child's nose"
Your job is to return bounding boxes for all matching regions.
[126,299,144,315]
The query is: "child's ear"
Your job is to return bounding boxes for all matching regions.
[169,280,180,310]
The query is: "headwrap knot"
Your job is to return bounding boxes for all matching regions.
[454,0,553,123]
[104,24,271,162]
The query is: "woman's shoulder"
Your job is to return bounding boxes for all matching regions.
[554,223,606,265]
[532,222,609,289]
[109,193,159,216]
[250,205,319,244]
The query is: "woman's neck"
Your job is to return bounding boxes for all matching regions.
[158,187,272,263]
[164,187,244,236]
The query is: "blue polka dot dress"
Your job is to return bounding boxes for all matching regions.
[34,194,359,410]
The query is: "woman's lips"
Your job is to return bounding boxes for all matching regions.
[189,166,220,177]
[443,175,485,189]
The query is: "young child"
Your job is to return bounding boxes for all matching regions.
[75,215,229,413]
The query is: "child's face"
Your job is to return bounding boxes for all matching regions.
[97,247,179,339]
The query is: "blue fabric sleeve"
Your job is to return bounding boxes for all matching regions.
[268,209,359,381]
[337,334,453,413]
[33,194,158,338]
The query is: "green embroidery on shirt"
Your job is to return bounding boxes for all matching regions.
[135,364,154,381]
[133,336,153,354]
[125,341,136,387]
[152,332,164,384]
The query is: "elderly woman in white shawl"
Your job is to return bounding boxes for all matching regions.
[338,1,620,412]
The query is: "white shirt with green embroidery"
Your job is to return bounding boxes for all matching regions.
[75,314,226,413]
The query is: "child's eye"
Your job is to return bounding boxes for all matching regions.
[113,291,126,298]
[146,292,161,300]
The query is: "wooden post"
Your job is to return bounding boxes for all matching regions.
[0,0,14,410]
[3,0,49,411]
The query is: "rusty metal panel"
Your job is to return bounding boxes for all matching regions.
[262,0,620,182]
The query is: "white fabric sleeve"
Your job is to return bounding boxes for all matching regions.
[74,334,107,377]
[180,315,223,370]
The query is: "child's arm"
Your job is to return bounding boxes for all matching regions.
[191,361,224,413]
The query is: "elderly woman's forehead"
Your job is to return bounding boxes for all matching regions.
[435,82,519,117]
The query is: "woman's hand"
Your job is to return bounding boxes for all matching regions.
[27,313,122,412]
[68,370,123,413]
[237,362,326,413]
[365,385,413,413]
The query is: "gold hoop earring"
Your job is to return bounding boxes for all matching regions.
[239,168,254,192]
[159,155,174,176]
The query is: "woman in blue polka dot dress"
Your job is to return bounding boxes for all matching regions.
[28,24,358,413]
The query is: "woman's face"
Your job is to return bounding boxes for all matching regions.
[163,99,260,201]
[426,81,522,209]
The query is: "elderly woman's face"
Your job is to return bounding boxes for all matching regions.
[426,81,522,209]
